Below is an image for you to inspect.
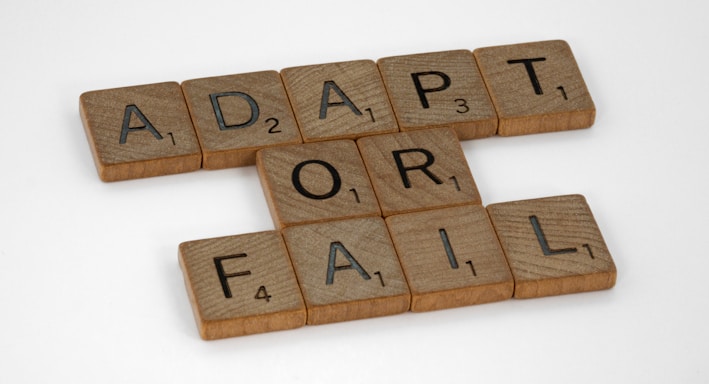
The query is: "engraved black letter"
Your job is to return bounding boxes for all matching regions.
[319,80,362,119]
[291,159,342,200]
[439,228,459,269]
[326,242,371,285]
[392,148,443,189]
[119,104,163,144]
[411,71,451,109]
[213,254,251,298]
[529,215,578,256]
[507,58,546,95]
[210,92,260,130]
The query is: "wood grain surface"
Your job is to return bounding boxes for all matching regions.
[79,82,202,181]
[282,217,410,325]
[178,231,306,340]
[357,128,481,216]
[474,40,595,136]
[386,204,513,311]
[181,71,302,169]
[281,60,398,142]
[256,140,380,228]
[377,50,498,140]
[487,194,616,298]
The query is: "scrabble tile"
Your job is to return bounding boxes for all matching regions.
[79,82,202,181]
[386,205,513,312]
[486,195,616,298]
[473,40,595,136]
[282,217,410,325]
[357,128,481,217]
[256,140,380,228]
[181,71,302,169]
[281,60,399,142]
[178,231,306,340]
[377,50,498,140]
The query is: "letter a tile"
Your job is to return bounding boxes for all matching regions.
[282,217,410,325]
[181,71,302,169]
[377,50,498,140]
[486,195,617,298]
[357,128,481,217]
[386,205,513,312]
[256,140,380,228]
[179,231,306,340]
[80,82,202,181]
[281,60,399,142]
[473,40,595,136]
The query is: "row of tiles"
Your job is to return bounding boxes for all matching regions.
[80,39,595,181]
[179,194,616,340]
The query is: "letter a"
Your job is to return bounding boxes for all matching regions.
[325,241,371,285]
[119,104,163,144]
[319,80,362,119]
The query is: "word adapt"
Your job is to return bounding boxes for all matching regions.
[80,40,595,182]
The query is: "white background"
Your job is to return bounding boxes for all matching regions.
[1,0,707,382]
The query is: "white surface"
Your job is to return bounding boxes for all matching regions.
[1,0,707,382]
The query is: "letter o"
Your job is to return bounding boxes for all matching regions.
[291,160,342,200]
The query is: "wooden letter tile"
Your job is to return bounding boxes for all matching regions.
[377,50,498,140]
[357,128,481,217]
[181,71,302,169]
[79,82,202,181]
[178,231,306,340]
[280,60,398,142]
[486,194,616,298]
[282,217,410,325]
[256,140,380,228]
[386,205,513,312]
[473,40,595,136]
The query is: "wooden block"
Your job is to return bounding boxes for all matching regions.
[256,140,380,228]
[486,194,616,298]
[181,71,302,169]
[281,60,399,142]
[282,217,410,325]
[79,82,202,181]
[473,40,595,136]
[377,50,498,140]
[178,231,306,340]
[386,205,513,312]
[357,128,481,217]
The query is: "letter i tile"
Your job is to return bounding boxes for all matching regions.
[181,71,302,169]
[473,40,596,136]
[79,82,202,181]
[486,195,616,298]
[386,204,513,312]
[282,217,411,325]
[178,231,306,340]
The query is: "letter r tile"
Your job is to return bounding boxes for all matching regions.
[377,50,498,140]
[473,40,596,136]
[357,128,482,217]
[256,140,380,228]
[79,82,202,181]
[486,194,617,298]
[386,205,513,312]
[178,231,306,340]
[181,71,302,169]
[282,217,410,325]
[281,60,399,142]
